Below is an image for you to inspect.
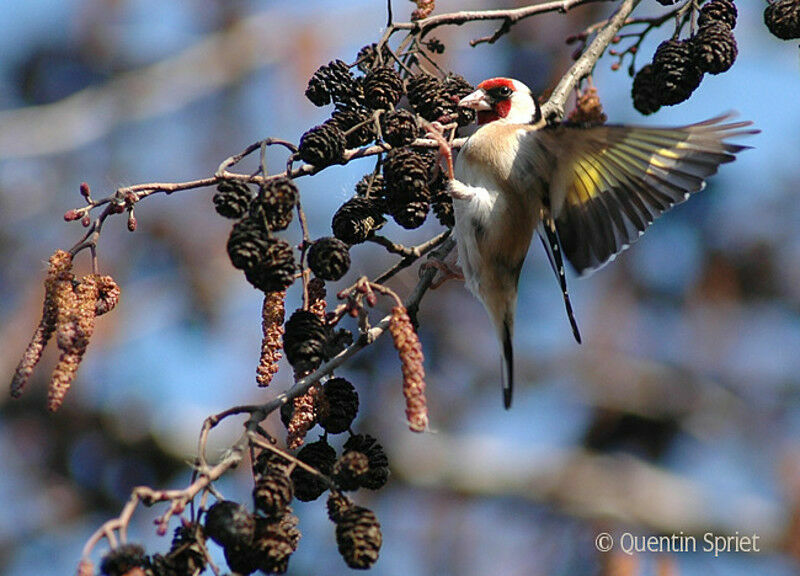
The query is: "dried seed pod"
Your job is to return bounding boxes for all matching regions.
[406,73,444,122]
[334,505,382,569]
[332,196,386,245]
[286,387,319,449]
[326,492,354,523]
[249,178,298,232]
[213,180,252,219]
[652,39,703,105]
[382,147,433,229]
[764,0,800,40]
[692,22,738,75]
[204,500,255,548]
[253,468,294,518]
[10,250,72,398]
[332,450,370,491]
[317,377,359,434]
[223,542,260,576]
[252,449,293,477]
[298,124,346,167]
[227,217,269,271]
[355,43,392,73]
[292,437,336,501]
[380,109,419,148]
[389,305,428,432]
[278,508,302,551]
[440,73,477,126]
[307,237,351,281]
[166,523,207,575]
[283,310,327,375]
[244,238,296,293]
[250,515,297,574]
[257,291,285,387]
[698,0,737,29]
[305,60,357,107]
[430,171,454,228]
[100,544,147,576]
[354,173,385,199]
[363,66,404,110]
[342,433,389,490]
[328,105,376,148]
[631,64,662,115]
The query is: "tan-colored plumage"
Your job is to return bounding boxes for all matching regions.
[452,77,756,408]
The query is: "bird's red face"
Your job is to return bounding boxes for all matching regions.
[458,77,539,125]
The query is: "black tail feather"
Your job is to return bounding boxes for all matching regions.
[539,217,582,344]
[502,320,513,409]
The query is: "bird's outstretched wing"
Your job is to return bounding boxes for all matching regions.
[543,115,757,274]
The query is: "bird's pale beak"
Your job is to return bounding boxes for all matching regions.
[458,89,492,111]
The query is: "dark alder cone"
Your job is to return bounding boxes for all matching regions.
[327,492,353,523]
[224,543,259,576]
[333,450,370,491]
[250,178,298,232]
[355,173,385,199]
[632,64,662,115]
[250,516,297,575]
[318,377,359,433]
[307,237,351,281]
[441,73,477,126]
[382,147,433,203]
[213,180,252,219]
[167,523,207,575]
[283,310,326,373]
[283,310,327,374]
[391,201,429,229]
[253,449,292,477]
[292,437,336,501]
[342,433,389,490]
[227,217,269,271]
[699,0,737,29]
[380,109,419,148]
[363,66,404,110]
[278,509,302,551]
[764,0,800,40]
[335,505,382,570]
[383,147,433,229]
[355,43,392,73]
[332,196,386,244]
[244,238,296,293]
[406,73,445,121]
[305,59,356,106]
[298,123,346,167]
[253,468,294,518]
[430,170,454,228]
[692,22,738,74]
[100,544,147,576]
[652,39,703,106]
[655,0,679,4]
[204,500,255,548]
[329,104,376,148]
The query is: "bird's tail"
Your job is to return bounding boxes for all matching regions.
[501,317,513,409]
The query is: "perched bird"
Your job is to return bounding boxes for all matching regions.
[446,77,755,409]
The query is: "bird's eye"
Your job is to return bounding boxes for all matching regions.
[497,86,512,97]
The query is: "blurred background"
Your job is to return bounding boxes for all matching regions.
[1,1,799,575]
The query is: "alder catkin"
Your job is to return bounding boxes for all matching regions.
[257,291,286,387]
[389,305,428,432]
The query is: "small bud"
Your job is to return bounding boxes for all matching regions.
[81,215,91,227]
[79,182,91,200]
[629,45,637,54]
[64,209,81,222]
[611,62,621,71]
[127,211,137,232]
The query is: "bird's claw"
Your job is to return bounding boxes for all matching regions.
[423,121,455,180]
[420,258,464,289]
